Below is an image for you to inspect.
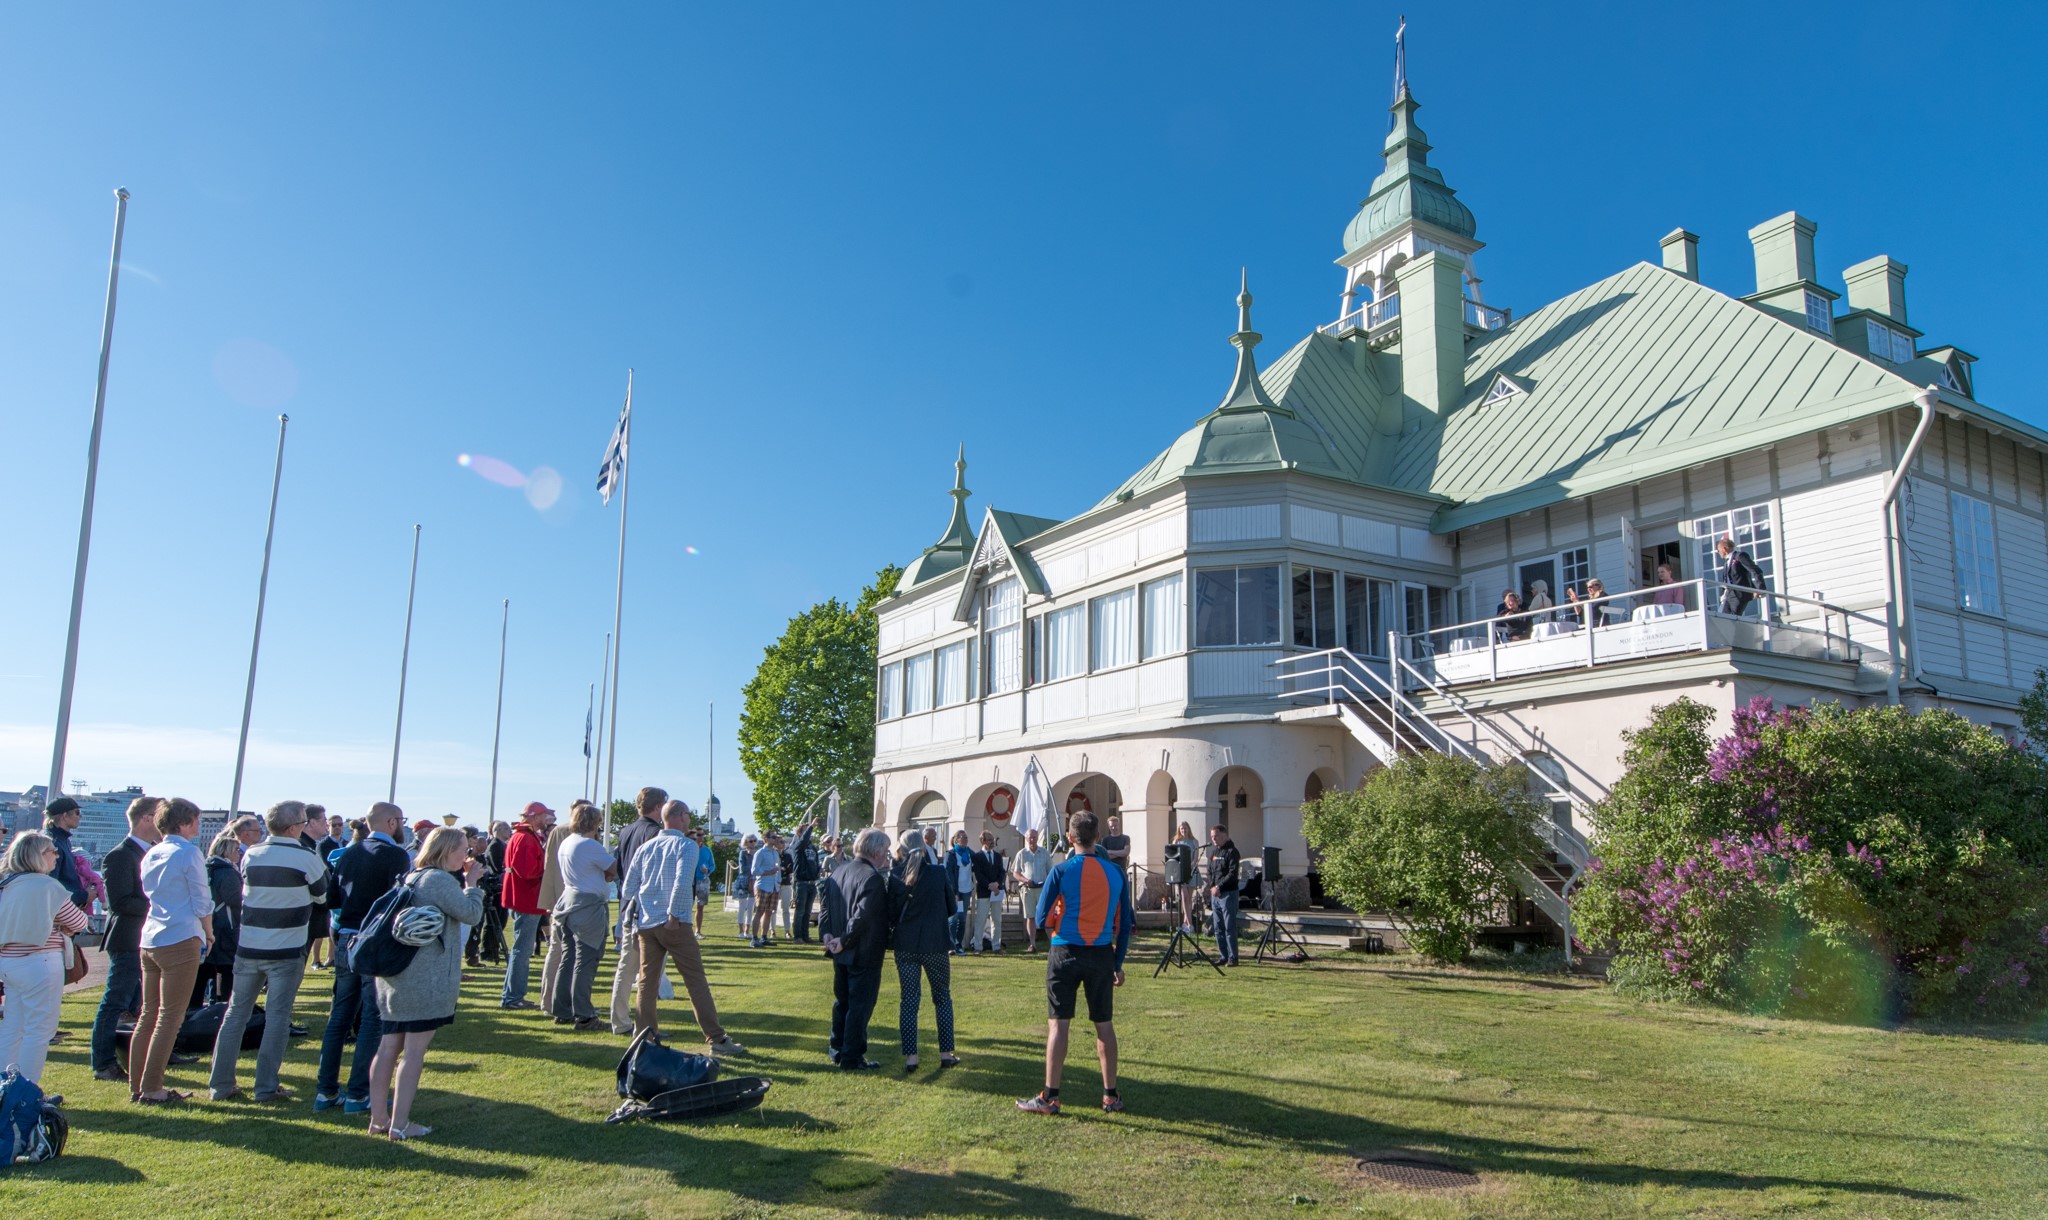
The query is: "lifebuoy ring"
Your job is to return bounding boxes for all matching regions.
[985,787,1015,822]
[1065,790,1092,815]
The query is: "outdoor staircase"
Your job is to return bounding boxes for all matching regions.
[1276,648,1599,961]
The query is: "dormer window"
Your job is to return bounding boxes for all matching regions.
[1481,373,1526,407]
[1940,361,1965,394]
[1804,292,1834,335]
[1865,318,1915,364]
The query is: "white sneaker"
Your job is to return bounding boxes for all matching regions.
[708,1037,747,1056]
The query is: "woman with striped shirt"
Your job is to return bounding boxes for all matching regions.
[0,831,92,1087]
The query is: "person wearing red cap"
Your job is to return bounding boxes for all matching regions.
[498,801,553,1009]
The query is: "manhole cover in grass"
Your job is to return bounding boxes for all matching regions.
[1354,1156,1479,1190]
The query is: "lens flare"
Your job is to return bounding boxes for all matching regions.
[457,453,527,488]
[684,545,700,555]
[523,466,563,510]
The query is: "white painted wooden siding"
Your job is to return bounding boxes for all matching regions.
[1290,505,1341,546]
[1779,473,1886,607]
[1087,531,1137,578]
[1342,515,1400,555]
[1916,609,1964,677]
[1190,505,1282,543]
[1137,515,1185,560]
[1398,526,1454,566]
[1189,649,1284,698]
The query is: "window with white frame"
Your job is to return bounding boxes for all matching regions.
[1951,490,2002,615]
[1026,617,1042,685]
[1090,587,1137,671]
[1194,565,1282,647]
[1045,604,1087,680]
[981,578,1022,694]
[904,651,934,714]
[1866,318,1915,364]
[1291,566,1337,649]
[1481,374,1523,406]
[878,660,902,720]
[1939,361,1965,394]
[1141,573,1183,660]
[1694,502,1777,595]
[935,641,969,706]
[1559,547,1591,599]
[1804,292,1833,335]
[1343,575,1390,656]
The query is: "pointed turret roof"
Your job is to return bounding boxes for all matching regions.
[1342,25,1476,256]
[896,447,978,589]
[1097,275,1343,505]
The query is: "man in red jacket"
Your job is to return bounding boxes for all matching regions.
[499,801,554,1009]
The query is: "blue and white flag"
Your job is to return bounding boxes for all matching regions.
[826,788,840,840]
[596,392,629,505]
[583,702,593,759]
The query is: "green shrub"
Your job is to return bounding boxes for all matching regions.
[1579,696,2048,1022]
[1303,752,1546,965]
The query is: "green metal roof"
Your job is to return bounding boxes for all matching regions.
[1406,262,1922,530]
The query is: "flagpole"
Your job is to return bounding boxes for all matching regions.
[591,632,611,804]
[227,413,290,821]
[488,598,509,824]
[602,370,633,830]
[388,523,421,802]
[581,680,595,801]
[47,186,131,804]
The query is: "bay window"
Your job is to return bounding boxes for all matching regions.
[1194,565,1281,647]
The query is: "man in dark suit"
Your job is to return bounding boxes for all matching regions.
[90,796,161,1080]
[970,833,1008,953]
[822,829,892,1071]
[1716,536,1768,617]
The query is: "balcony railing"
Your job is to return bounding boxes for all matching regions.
[1318,293,1402,337]
[1465,299,1510,330]
[1390,580,1889,689]
[1320,293,1509,337]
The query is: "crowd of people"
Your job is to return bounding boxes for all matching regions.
[0,788,1214,1139]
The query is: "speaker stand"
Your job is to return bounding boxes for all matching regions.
[1252,891,1312,963]
[1153,886,1225,978]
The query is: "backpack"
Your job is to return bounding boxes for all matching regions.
[350,872,427,978]
[0,1069,65,1168]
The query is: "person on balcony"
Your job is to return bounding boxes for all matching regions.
[1565,578,1627,627]
[1493,590,1531,642]
[1649,562,1687,609]
[1716,537,1768,617]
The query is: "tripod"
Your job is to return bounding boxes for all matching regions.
[1251,881,1311,964]
[1153,882,1224,978]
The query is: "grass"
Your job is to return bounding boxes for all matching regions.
[8,930,2047,1218]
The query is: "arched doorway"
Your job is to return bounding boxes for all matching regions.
[1050,772,1123,844]
[901,791,950,838]
[1302,767,1342,907]
[1209,766,1265,852]
[964,781,1023,852]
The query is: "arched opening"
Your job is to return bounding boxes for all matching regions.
[1302,766,1343,907]
[1208,765,1266,854]
[1050,772,1123,843]
[1520,752,1572,835]
[963,781,1024,853]
[900,790,950,837]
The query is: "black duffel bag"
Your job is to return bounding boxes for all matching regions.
[606,1029,770,1124]
[115,1001,304,1067]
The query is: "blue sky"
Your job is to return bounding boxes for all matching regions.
[4,2,2042,831]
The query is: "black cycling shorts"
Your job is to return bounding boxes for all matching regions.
[1045,942,1116,1023]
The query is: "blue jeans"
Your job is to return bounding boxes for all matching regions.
[90,947,142,1072]
[1210,891,1241,962]
[316,933,382,1101]
[502,911,541,1003]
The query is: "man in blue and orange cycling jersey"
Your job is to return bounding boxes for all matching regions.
[1017,810,1136,1116]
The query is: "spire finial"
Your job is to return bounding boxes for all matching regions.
[928,444,975,555]
[1216,271,1281,414]
[1392,16,1408,112]
[954,444,967,492]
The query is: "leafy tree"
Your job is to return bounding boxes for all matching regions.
[739,564,901,838]
[607,799,635,834]
[1303,752,1547,964]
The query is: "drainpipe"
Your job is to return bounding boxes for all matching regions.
[1881,385,1940,706]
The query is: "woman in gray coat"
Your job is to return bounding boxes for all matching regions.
[368,827,483,1141]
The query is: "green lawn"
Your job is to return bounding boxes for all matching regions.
[8,932,2045,1218]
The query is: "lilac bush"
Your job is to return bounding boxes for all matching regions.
[1578,697,2048,1022]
